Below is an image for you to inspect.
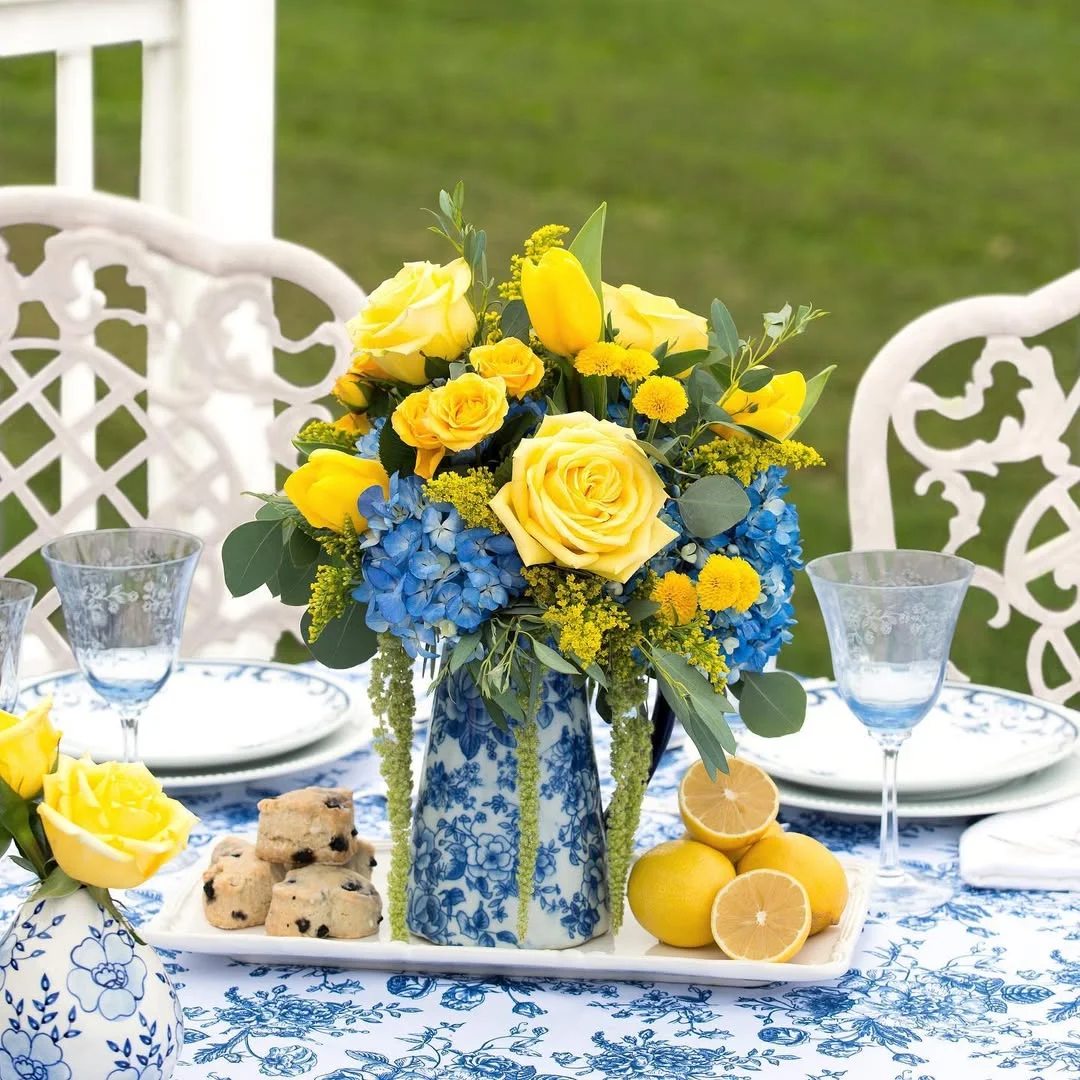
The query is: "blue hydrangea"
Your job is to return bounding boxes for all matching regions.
[353,473,526,658]
[355,416,383,459]
[646,466,802,680]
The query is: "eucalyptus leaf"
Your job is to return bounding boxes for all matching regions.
[789,364,837,435]
[10,855,36,874]
[482,693,510,733]
[529,637,581,675]
[378,420,417,477]
[0,827,9,861]
[650,648,737,719]
[737,669,807,737]
[585,663,608,688]
[301,605,379,669]
[288,527,322,568]
[491,687,526,725]
[737,365,773,393]
[222,519,285,597]
[450,631,482,673]
[677,475,751,538]
[657,348,708,378]
[500,299,531,342]
[654,669,731,778]
[251,493,304,522]
[624,598,661,623]
[277,548,327,606]
[425,355,452,381]
[709,299,740,360]
[568,202,607,303]
[31,867,82,901]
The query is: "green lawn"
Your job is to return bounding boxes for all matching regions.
[3,0,1080,692]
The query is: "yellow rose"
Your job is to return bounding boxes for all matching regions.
[333,372,372,411]
[392,389,446,481]
[716,371,806,440]
[427,372,509,452]
[283,449,390,533]
[333,412,371,437]
[520,248,602,357]
[490,412,679,583]
[0,699,60,799]
[346,258,477,384]
[38,755,197,889]
[469,338,545,399]
[603,282,708,355]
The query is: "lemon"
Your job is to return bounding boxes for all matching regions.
[736,832,848,935]
[678,758,779,852]
[711,868,811,963]
[724,820,785,863]
[627,837,736,948]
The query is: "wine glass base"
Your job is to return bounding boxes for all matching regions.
[871,868,952,916]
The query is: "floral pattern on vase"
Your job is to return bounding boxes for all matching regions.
[0,890,181,1080]
[408,664,609,949]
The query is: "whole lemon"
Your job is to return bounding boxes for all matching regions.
[723,820,786,864]
[736,832,848,935]
[627,838,735,948]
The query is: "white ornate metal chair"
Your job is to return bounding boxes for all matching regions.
[0,185,366,674]
[848,268,1080,704]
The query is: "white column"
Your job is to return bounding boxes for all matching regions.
[55,45,97,531]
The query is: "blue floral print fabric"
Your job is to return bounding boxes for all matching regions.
[2,664,1078,1079]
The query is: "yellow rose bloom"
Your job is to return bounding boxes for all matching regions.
[632,376,689,423]
[603,282,708,355]
[333,372,372,411]
[38,755,198,889]
[283,449,390,533]
[0,699,60,799]
[716,371,806,441]
[489,412,679,583]
[696,554,761,613]
[520,248,602,357]
[346,258,477,385]
[392,389,446,480]
[652,572,698,625]
[426,373,509,452]
[469,338,545,399]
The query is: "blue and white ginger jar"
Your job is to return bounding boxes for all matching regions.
[0,888,182,1079]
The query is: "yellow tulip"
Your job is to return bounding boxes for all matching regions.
[38,755,198,889]
[716,371,807,440]
[520,248,602,357]
[0,699,60,799]
[283,449,390,533]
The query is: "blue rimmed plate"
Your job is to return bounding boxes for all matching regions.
[18,659,356,771]
[733,681,1080,797]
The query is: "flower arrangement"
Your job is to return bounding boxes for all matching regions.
[0,699,196,933]
[223,185,831,939]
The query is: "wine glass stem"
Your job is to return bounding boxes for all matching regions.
[117,705,144,763]
[876,735,908,881]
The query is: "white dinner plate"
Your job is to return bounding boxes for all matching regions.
[771,748,1080,818]
[144,841,873,988]
[19,660,354,770]
[734,681,1080,797]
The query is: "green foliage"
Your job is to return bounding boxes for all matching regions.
[677,475,751,537]
[30,866,81,901]
[300,604,379,668]
[790,365,838,435]
[378,419,417,477]
[709,298,740,360]
[500,298,531,342]
[733,670,807,737]
[222,519,285,597]
[568,202,607,304]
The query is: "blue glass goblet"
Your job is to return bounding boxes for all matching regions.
[0,578,36,712]
[42,528,203,762]
[806,549,973,915]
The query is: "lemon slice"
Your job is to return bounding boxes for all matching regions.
[678,758,780,851]
[710,869,811,963]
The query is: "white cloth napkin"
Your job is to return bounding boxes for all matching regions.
[959,795,1080,890]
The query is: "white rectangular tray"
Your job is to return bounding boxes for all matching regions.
[144,842,872,988]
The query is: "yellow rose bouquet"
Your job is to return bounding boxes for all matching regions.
[223,185,831,941]
[0,699,196,934]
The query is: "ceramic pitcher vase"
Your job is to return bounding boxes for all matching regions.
[407,665,610,949]
[0,889,182,1079]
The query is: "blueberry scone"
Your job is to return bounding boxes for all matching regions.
[202,837,282,929]
[264,864,382,939]
[345,835,377,878]
[255,786,356,867]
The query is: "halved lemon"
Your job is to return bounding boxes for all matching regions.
[710,868,812,963]
[678,758,780,852]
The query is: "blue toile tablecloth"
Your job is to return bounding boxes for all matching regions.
[2,665,1079,1079]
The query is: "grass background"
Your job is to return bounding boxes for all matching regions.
[2,0,1080,692]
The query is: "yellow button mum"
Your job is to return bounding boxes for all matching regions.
[574,341,625,377]
[632,376,689,423]
[651,571,698,625]
[697,554,761,613]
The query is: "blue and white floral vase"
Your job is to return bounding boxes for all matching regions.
[408,665,610,949]
[0,888,182,1079]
